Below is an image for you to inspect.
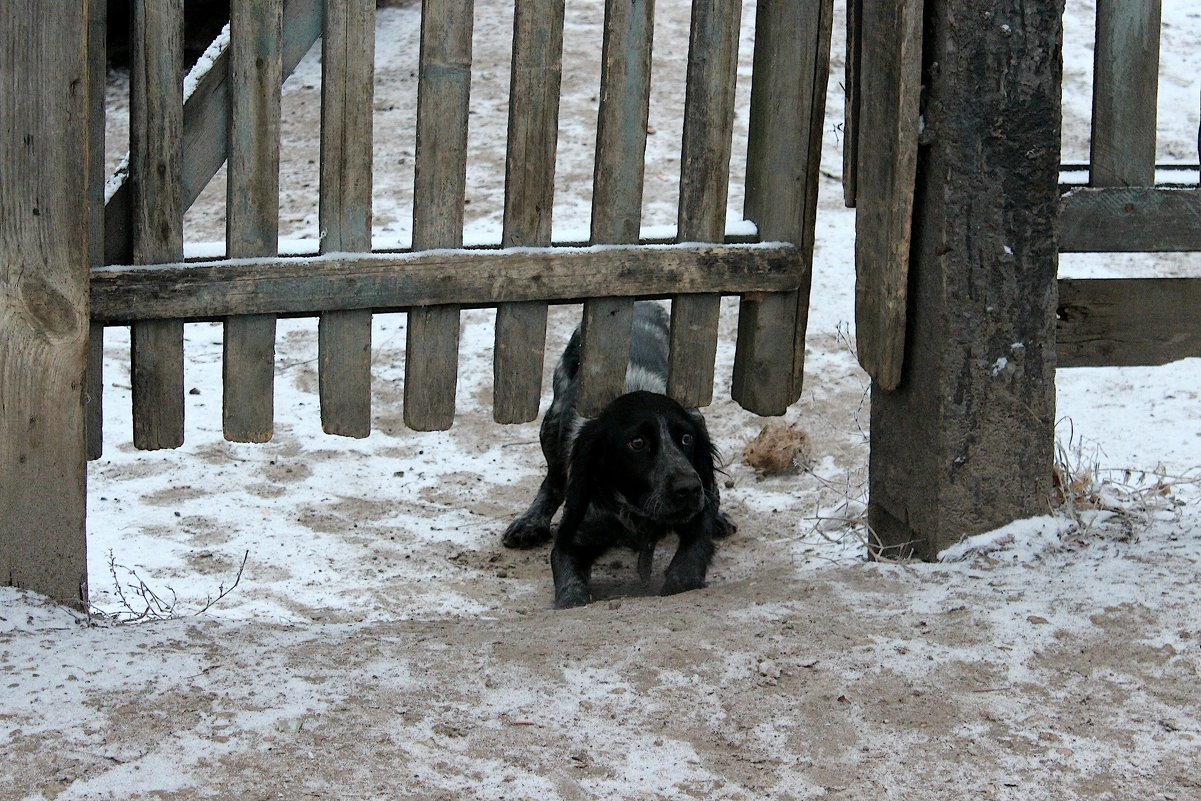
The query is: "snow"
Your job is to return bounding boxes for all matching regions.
[182,23,230,104]
[4,0,1201,799]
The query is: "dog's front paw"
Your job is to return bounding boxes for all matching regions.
[713,510,737,539]
[661,570,707,597]
[502,517,552,549]
[554,584,591,609]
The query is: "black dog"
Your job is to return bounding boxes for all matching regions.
[503,302,733,608]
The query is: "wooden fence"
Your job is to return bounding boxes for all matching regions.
[1055,0,1201,368]
[3,0,834,604]
[13,0,1194,605]
[92,0,833,449]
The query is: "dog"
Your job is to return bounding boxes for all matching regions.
[502,301,734,608]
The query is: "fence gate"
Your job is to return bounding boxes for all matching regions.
[1055,0,1201,367]
[843,0,1201,560]
[3,0,835,605]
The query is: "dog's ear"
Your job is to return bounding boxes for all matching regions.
[686,410,719,494]
[557,418,604,538]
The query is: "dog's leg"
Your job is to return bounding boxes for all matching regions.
[636,541,656,586]
[550,540,596,609]
[713,509,737,539]
[549,495,604,608]
[501,475,563,548]
[503,395,573,549]
[661,516,717,597]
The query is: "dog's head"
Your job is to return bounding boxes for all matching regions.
[567,391,719,525]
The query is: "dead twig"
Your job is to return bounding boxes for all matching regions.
[92,549,250,624]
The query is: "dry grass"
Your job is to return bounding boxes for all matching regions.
[1052,422,1199,541]
[742,422,814,477]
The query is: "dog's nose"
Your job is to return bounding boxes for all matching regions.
[670,473,702,503]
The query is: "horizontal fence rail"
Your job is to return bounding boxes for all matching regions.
[1059,187,1201,252]
[91,242,805,323]
[1057,277,1201,367]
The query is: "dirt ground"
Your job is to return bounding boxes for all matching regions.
[5,1,1198,799]
[7,532,1201,800]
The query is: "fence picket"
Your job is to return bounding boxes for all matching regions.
[852,0,923,392]
[732,0,832,414]
[668,0,743,408]
[223,0,283,444]
[1091,0,1160,187]
[319,0,376,438]
[406,0,474,431]
[577,0,656,417]
[843,0,861,208]
[130,0,186,450]
[86,0,107,461]
[493,0,566,424]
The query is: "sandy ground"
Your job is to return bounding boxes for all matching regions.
[3,0,1201,799]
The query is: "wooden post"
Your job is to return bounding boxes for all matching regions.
[867,0,1062,560]
[1,3,92,606]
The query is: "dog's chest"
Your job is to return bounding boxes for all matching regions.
[580,502,668,552]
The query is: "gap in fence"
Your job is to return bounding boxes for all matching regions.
[1061,0,1200,167]
[276,42,322,243]
[1059,252,1201,280]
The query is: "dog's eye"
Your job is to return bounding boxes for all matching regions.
[628,436,647,452]
[681,433,694,447]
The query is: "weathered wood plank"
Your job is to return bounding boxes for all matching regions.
[318,0,376,438]
[868,0,1060,560]
[732,0,833,415]
[105,0,323,265]
[842,0,861,208]
[1091,0,1161,187]
[1058,186,1201,252]
[669,0,743,408]
[130,0,186,450]
[87,0,107,461]
[92,243,804,322]
[1,3,91,606]
[493,0,565,423]
[223,0,283,444]
[578,0,656,417]
[853,0,923,392]
[407,0,474,431]
[1057,278,1201,367]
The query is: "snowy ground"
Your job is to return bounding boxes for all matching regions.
[3,1,1201,799]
